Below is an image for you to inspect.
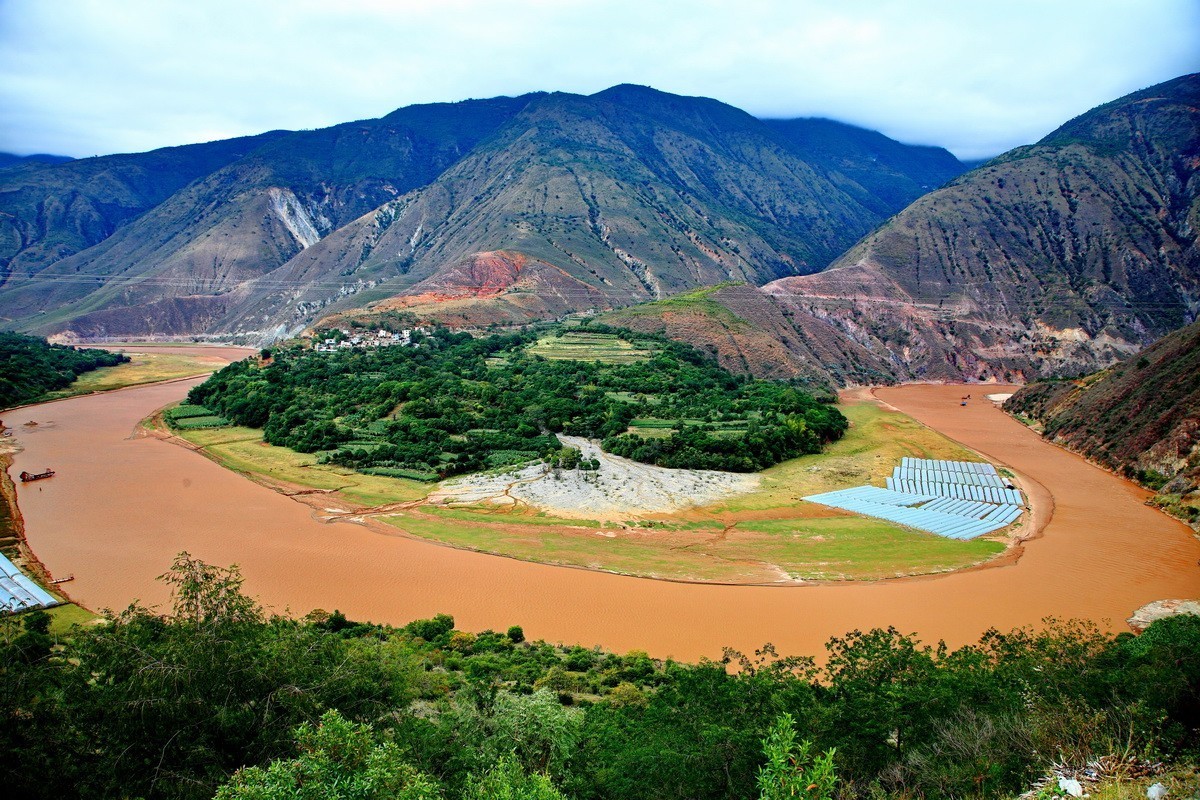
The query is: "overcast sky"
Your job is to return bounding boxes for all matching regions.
[1,0,1197,161]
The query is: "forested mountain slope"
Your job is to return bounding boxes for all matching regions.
[766,73,1200,381]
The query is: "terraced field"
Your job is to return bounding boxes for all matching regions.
[527,331,657,363]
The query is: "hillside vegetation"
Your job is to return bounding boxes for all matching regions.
[186,326,847,478]
[1006,319,1200,524]
[3,554,1198,800]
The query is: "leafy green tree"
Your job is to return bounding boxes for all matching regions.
[160,551,261,624]
[42,555,421,800]
[440,689,583,779]
[216,710,441,800]
[462,755,567,800]
[757,713,836,799]
[0,331,128,408]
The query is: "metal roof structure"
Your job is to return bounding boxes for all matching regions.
[803,459,1025,540]
[0,553,58,613]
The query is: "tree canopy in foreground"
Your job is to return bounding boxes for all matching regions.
[2,554,1198,800]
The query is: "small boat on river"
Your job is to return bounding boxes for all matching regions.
[19,469,55,482]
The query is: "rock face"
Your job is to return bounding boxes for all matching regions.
[765,73,1200,381]
[1127,599,1200,631]
[0,86,965,339]
[1005,318,1200,524]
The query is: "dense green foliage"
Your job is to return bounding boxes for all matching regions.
[2,555,1198,800]
[0,332,128,408]
[187,326,847,477]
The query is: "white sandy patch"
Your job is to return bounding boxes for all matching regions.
[425,435,758,520]
[985,393,1014,403]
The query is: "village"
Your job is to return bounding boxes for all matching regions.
[311,326,430,352]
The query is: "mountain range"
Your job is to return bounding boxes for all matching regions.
[767,74,1200,381]
[0,86,964,341]
[1,76,1197,386]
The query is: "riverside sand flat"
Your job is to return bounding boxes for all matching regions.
[8,353,1200,661]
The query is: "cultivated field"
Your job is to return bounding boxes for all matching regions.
[526,331,656,363]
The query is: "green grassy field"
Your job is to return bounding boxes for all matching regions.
[176,425,430,507]
[381,512,777,583]
[38,352,225,401]
[709,399,979,513]
[724,517,1003,580]
[46,603,99,635]
[527,331,657,363]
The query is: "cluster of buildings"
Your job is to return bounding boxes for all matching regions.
[312,327,429,352]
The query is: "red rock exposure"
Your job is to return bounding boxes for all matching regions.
[389,251,534,305]
[355,250,610,328]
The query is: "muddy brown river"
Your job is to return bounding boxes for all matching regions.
[7,352,1199,661]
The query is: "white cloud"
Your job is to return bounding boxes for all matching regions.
[0,0,1196,159]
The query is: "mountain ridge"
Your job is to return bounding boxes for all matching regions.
[0,86,966,339]
[763,73,1200,381]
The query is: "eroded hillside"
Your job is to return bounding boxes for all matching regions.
[1006,319,1200,524]
[767,74,1200,381]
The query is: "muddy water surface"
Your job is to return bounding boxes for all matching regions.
[9,367,1199,661]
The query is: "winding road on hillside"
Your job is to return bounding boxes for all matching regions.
[7,350,1199,661]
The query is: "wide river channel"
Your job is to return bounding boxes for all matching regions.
[8,347,1199,661]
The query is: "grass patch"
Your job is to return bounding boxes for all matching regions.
[527,332,656,364]
[38,352,226,400]
[381,512,774,582]
[710,399,980,513]
[729,517,1004,580]
[46,603,99,635]
[603,283,749,330]
[176,426,431,507]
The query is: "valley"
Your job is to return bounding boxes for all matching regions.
[6,346,1198,662]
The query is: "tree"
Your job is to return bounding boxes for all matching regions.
[216,710,441,800]
[462,756,567,800]
[159,551,261,624]
[756,713,837,800]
